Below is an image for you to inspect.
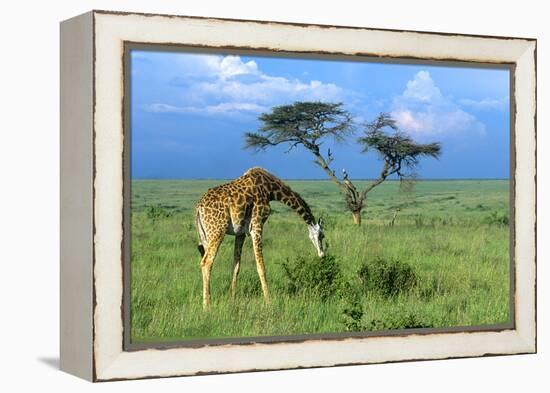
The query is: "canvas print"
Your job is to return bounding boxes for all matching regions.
[128,49,511,344]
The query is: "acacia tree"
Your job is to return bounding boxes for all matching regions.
[347,113,441,224]
[244,102,441,225]
[244,101,355,212]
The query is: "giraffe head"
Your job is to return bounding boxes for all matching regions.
[308,218,325,257]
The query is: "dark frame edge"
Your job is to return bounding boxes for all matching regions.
[91,10,98,383]
[532,41,538,354]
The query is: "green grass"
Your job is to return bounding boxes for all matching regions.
[130,179,510,343]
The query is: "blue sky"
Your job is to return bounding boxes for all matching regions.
[130,50,510,180]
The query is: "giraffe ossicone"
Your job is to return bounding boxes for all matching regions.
[194,167,325,308]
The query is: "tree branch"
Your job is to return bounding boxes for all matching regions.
[284,141,301,153]
[360,161,391,199]
[311,149,349,198]
[342,169,360,206]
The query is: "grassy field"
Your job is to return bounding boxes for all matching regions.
[130,179,510,343]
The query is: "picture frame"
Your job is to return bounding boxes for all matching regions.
[60,10,537,382]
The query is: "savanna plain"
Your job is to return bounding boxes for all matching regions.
[130,179,510,343]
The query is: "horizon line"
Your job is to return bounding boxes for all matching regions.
[131,177,511,181]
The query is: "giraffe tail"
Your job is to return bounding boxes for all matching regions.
[195,209,207,257]
[197,244,205,257]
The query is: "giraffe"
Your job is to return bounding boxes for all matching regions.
[195,167,325,308]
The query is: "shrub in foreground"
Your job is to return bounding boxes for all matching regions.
[342,296,364,331]
[363,311,433,330]
[282,254,342,300]
[342,299,433,332]
[357,257,418,297]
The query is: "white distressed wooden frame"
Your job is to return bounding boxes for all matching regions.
[60,10,536,382]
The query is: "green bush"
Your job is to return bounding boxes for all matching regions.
[146,205,172,221]
[357,257,418,297]
[282,254,342,300]
[341,298,433,332]
[363,311,433,330]
[342,296,364,331]
[485,210,509,226]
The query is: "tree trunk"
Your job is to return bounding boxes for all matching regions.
[351,210,362,225]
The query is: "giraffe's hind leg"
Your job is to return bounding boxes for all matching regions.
[249,204,271,302]
[231,234,245,297]
[200,230,224,309]
[250,228,269,302]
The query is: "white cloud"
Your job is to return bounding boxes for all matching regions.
[196,75,343,104]
[144,102,268,115]
[391,71,485,138]
[207,56,259,80]
[402,70,443,103]
[458,97,508,111]
[151,54,344,116]
[391,110,428,133]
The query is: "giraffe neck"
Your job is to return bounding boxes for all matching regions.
[269,180,316,225]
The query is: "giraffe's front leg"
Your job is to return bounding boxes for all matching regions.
[231,234,245,297]
[250,224,270,303]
